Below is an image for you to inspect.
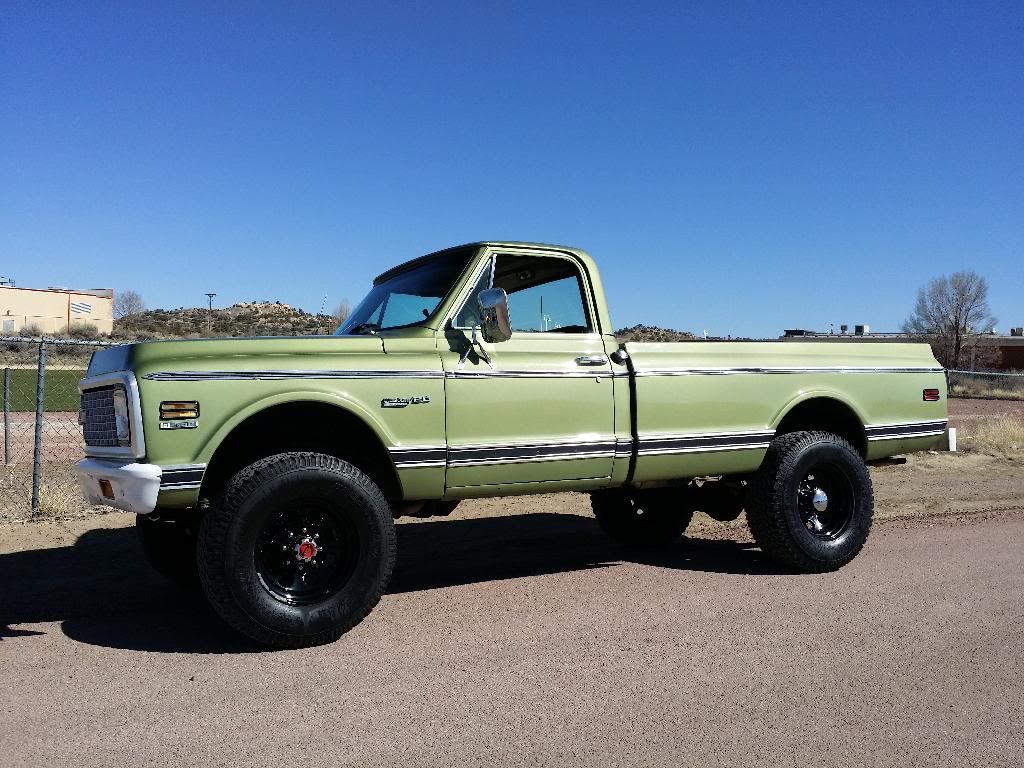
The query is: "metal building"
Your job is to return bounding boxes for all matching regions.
[0,283,114,335]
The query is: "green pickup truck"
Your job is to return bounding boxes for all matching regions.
[76,241,947,647]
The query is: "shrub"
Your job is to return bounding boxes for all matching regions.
[18,322,44,337]
[67,322,100,339]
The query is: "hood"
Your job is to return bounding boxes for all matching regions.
[86,335,386,378]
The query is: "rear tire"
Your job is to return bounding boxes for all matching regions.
[591,488,693,547]
[198,452,396,648]
[746,431,873,572]
[136,514,200,589]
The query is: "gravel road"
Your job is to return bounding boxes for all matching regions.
[2,507,1021,768]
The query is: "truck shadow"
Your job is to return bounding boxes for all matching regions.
[0,513,790,655]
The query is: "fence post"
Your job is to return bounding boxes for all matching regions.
[31,342,46,517]
[3,367,9,466]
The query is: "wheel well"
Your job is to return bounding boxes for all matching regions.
[200,402,401,504]
[774,398,866,456]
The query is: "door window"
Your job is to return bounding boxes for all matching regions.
[493,254,591,333]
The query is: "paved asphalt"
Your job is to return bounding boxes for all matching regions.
[1,512,1021,767]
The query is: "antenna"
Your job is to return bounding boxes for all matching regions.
[318,294,328,334]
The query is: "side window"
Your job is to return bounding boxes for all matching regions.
[453,260,493,328]
[493,255,591,333]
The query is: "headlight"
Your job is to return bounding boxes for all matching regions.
[112,387,131,443]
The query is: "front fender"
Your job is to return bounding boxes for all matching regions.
[192,387,399,465]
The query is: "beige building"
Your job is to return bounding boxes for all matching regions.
[0,284,114,335]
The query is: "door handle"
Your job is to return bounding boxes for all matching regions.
[575,355,609,366]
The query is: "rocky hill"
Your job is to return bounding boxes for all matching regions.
[614,324,696,342]
[117,302,338,339]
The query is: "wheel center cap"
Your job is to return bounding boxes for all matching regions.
[295,537,318,562]
[812,488,829,513]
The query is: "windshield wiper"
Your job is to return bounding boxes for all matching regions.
[346,322,380,336]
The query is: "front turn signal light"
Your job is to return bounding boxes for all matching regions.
[160,401,200,420]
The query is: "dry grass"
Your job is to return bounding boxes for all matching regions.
[959,416,1024,456]
[950,382,1024,401]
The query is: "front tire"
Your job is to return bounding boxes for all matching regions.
[746,431,873,572]
[591,488,693,547]
[198,452,396,648]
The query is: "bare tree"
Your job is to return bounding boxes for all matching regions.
[332,299,351,327]
[902,272,997,369]
[114,289,145,328]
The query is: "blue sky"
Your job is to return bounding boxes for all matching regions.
[2,1,1021,337]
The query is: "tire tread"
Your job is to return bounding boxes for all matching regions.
[746,430,873,573]
[197,452,396,648]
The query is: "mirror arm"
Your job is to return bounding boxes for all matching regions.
[457,327,495,370]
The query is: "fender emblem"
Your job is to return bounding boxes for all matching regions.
[381,396,431,409]
[160,420,199,430]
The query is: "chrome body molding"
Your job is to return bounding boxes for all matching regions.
[142,370,444,382]
[633,366,946,376]
[864,419,948,441]
[159,463,207,491]
[444,369,614,379]
[136,366,943,383]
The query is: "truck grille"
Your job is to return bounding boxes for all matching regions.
[80,387,123,447]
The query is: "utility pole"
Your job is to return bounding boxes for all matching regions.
[205,293,217,336]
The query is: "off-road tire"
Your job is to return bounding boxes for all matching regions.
[746,431,873,572]
[198,452,396,648]
[591,488,694,547]
[136,514,200,589]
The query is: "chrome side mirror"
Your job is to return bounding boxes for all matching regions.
[477,288,512,343]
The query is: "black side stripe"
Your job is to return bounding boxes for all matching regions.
[388,420,949,470]
[448,441,617,466]
[865,420,947,440]
[160,466,206,489]
[389,447,447,467]
[636,432,774,455]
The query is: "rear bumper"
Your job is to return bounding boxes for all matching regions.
[75,458,162,515]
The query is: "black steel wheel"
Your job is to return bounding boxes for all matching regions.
[591,488,693,547]
[254,504,360,606]
[198,452,396,648]
[796,463,855,540]
[746,430,873,572]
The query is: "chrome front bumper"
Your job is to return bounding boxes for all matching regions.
[75,458,162,515]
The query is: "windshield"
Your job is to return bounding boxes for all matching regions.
[336,249,475,335]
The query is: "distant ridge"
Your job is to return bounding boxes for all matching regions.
[615,324,696,342]
[117,302,336,339]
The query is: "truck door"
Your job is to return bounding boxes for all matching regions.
[439,249,616,492]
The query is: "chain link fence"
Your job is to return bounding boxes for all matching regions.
[948,369,1024,400]
[1,336,116,522]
